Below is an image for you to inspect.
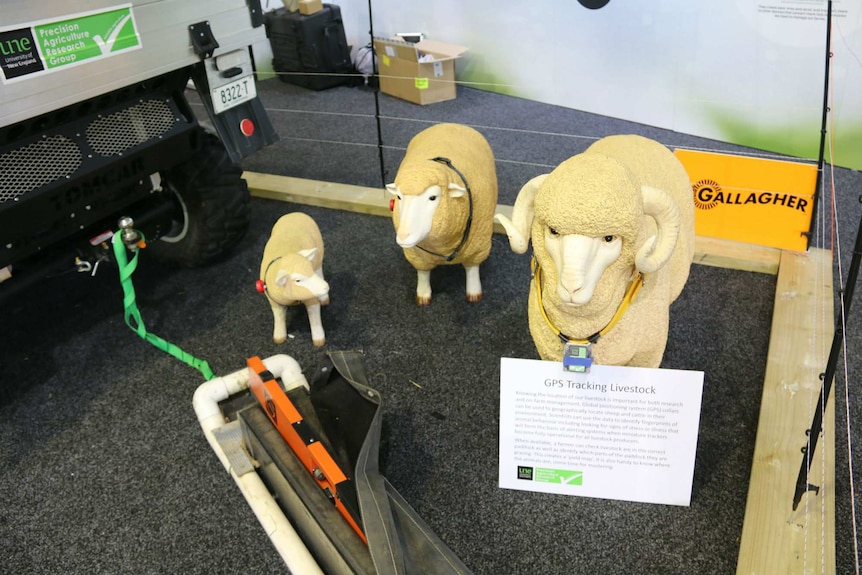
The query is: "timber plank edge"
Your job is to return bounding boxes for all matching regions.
[736,248,835,575]
[245,172,781,275]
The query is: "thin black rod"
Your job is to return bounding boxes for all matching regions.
[367,0,386,189]
[806,0,833,252]
[793,195,862,510]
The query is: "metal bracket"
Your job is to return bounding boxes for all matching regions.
[213,421,256,476]
[189,21,219,59]
[246,0,264,28]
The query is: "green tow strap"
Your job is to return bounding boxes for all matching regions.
[112,231,215,381]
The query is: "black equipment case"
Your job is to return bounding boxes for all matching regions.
[264,4,355,91]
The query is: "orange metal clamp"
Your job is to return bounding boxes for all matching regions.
[247,356,367,544]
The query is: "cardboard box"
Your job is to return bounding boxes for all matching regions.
[373,37,468,105]
[298,0,322,15]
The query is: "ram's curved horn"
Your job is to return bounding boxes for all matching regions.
[636,185,681,273]
[494,174,548,254]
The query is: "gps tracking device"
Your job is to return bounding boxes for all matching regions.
[563,343,593,373]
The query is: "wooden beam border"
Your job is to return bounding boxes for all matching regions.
[736,248,835,575]
[243,172,836,574]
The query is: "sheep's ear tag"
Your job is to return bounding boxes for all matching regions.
[389,198,395,211]
[255,279,266,293]
[562,343,593,373]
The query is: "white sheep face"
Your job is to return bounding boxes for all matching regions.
[544,227,622,306]
[387,182,469,250]
[268,251,330,305]
[388,184,444,248]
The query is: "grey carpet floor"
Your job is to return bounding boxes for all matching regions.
[1,77,860,574]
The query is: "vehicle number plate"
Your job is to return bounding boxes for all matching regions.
[212,76,257,114]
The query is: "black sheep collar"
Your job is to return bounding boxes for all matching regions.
[411,156,474,262]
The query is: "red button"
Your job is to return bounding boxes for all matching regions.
[240,118,255,137]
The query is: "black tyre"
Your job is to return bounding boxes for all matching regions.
[148,133,250,267]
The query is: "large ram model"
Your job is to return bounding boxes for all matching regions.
[496,134,695,368]
[0,0,278,299]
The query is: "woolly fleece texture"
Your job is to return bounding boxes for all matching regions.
[391,123,498,301]
[260,212,329,345]
[528,135,695,367]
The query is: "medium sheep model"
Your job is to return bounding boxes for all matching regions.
[495,134,695,368]
[387,123,498,305]
[258,212,330,346]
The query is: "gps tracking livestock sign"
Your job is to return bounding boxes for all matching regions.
[0,4,141,83]
[498,357,704,506]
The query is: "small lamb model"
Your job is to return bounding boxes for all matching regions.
[258,212,330,346]
[387,123,499,305]
[495,134,695,368]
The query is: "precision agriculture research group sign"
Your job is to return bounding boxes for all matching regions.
[0,4,141,84]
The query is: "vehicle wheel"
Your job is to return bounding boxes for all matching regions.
[148,133,250,267]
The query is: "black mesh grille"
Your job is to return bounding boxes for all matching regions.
[86,99,176,157]
[0,136,82,203]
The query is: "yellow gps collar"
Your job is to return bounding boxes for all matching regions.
[532,257,644,345]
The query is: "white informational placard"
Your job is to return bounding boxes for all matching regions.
[499,357,704,506]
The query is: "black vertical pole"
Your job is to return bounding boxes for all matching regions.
[806,0,833,252]
[367,0,387,189]
[793,200,862,510]
[791,1,837,509]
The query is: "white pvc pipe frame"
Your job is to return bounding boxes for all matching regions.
[193,354,324,575]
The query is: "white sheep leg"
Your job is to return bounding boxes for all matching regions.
[416,269,432,306]
[305,301,325,346]
[270,303,288,344]
[315,266,330,306]
[464,265,483,303]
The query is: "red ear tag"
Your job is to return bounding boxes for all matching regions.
[255,279,266,293]
[389,198,395,211]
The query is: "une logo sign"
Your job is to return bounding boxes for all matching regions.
[0,27,44,81]
[0,35,31,55]
[517,466,534,480]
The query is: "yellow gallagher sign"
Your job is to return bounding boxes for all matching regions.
[674,149,817,252]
